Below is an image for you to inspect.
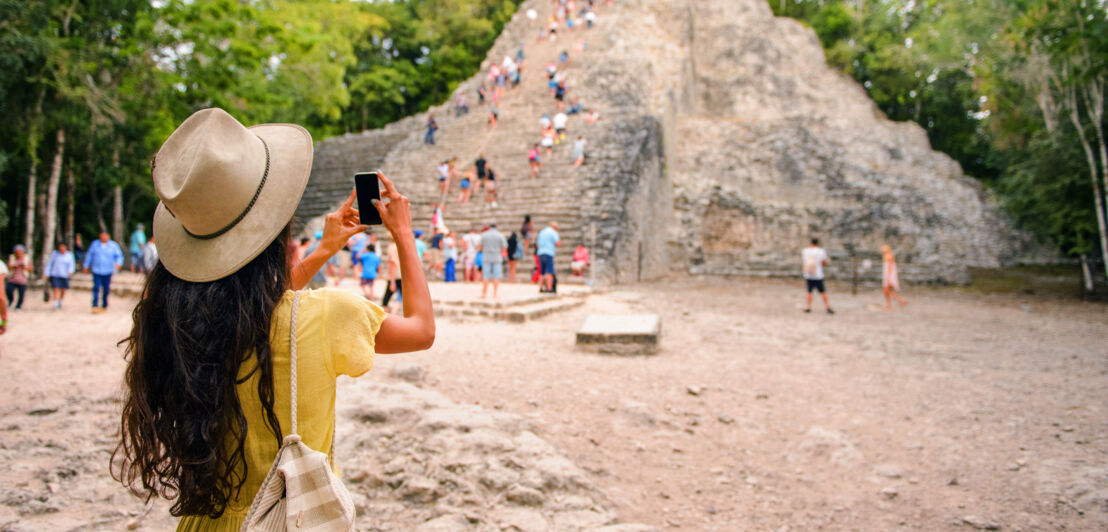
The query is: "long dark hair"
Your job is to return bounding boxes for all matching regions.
[113,225,291,518]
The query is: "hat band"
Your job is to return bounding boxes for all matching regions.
[177,137,271,241]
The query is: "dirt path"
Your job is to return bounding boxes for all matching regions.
[1,277,1106,530]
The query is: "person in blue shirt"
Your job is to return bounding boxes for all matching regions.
[304,231,327,289]
[44,242,76,310]
[357,248,382,300]
[129,223,148,273]
[536,221,561,293]
[82,231,124,313]
[413,230,428,266]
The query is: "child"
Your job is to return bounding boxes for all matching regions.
[358,247,381,300]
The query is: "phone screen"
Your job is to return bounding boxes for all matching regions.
[354,172,383,225]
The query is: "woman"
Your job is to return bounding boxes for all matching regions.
[112,108,434,528]
[5,244,31,310]
[881,244,907,310]
[507,231,522,282]
[520,214,534,254]
[44,242,76,310]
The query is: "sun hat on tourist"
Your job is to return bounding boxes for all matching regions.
[151,107,312,282]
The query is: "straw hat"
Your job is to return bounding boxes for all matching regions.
[152,108,312,282]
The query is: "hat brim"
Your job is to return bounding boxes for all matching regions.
[153,123,313,283]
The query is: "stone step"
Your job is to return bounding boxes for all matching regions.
[434,295,586,323]
[576,314,662,355]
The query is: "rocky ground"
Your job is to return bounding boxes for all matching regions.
[1,276,1106,531]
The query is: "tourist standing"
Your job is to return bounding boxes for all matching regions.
[507,231,522,282]
[382,238,403,312]
[458,168,474,203]
[463,228,481,282]
[520,214,534,252]
[479,223,508,299]
[112,108,433,528]
[303,231,328,289]
[476,154,488,188]
[455,92,469,116]
[0,259,8,334]
[358,246,381,300]
[529,143,541,178]
[142,237,159,273]
[537,221,561,292]
[553,111,568,142]
[5,244,31,310]
[129,223,147,273]
[541,125,556,156]
[882,244,908,310]
[44,242,76,310]
[572,135,587,167]
[485,165,498,207]
[443,230,458,283]
[425,114,438,145]
[802,238,833,314]
[83,231,123,313]
[437,159,451,195]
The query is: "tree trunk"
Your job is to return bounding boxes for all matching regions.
[1066,85,1108,281]
[41,127,65,273]
[112,147,123,246]
[65,164,75,248]
[22,88,45,260]
[1080,254,1094,294]
[23,151,38,256]
[113,185,124,247]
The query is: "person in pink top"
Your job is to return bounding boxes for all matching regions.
[528,143,541,178]
[882,244,907,310]
[571,244,590,277]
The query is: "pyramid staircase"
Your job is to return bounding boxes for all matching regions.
[296,0,619,278]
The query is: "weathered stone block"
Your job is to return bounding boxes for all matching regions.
[576,314,661,355]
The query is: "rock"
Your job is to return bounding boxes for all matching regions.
[553,509,617,531]
[619,400,656,427]
[961,515,1002,530]
[717,414,734,424]
[874,464,903,479]
[416,513,471,532]
[686,385,703,396]
[493,507,549,531]
[506,484,546,506]
[589,525,661,532]
[880,486,898,499]
[401,476,442,503]
[787,426,863,467]
[390,362,426,384]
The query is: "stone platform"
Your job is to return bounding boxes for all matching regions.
[576,314,661,355]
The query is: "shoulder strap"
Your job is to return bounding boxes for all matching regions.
[289,291,302,436]
[287,290,337,463]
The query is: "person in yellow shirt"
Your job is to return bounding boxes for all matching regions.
[111,108,434,529]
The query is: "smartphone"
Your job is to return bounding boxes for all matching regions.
[355,171,383,225]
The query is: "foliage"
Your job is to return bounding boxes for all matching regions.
[772,0,1108,260]
[0,0,521,255]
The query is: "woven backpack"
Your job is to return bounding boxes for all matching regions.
[241,292,356,531]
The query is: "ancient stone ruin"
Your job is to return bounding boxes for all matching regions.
[297,0,1044,284]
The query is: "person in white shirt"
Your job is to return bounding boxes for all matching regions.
[553,111,568,142]
[802,238,833,314]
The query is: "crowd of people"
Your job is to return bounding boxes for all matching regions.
[297,213,585,302]
[427,0,603,217]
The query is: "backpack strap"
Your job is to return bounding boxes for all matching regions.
[287,290,337,464]
[288,290,302,437]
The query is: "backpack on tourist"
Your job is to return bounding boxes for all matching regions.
[241,292,355,531]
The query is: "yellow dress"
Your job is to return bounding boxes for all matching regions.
[177,288,385,531]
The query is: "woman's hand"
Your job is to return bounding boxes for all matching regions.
[370,172,412,239]
[289,190,366,290]
[321,190,369,255]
